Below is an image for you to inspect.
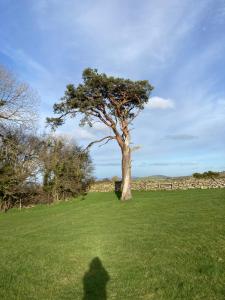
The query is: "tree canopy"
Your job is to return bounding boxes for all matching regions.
[47,68,153,146]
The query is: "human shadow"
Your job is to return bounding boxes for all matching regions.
[114,181,122,200]
[83,257,110,300]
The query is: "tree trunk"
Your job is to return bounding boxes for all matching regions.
[121,137,132,201]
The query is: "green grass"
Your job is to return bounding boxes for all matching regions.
[0,189,225,299]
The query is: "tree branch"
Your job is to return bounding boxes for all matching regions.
[84,135,116,151]
[90,107,124,148]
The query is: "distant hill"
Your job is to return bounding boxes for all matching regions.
[97,171,225,182]
[133,175,170,181]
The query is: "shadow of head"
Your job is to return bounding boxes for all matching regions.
[83,257,110,300]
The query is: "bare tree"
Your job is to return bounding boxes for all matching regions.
[0,127,41,211]
[0,65,38,128]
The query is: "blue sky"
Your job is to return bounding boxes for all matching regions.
[1,0,225,178]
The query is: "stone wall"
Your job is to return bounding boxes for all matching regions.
[89,178,225,192]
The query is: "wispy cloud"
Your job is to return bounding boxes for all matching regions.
[166,134,198,140]
[1,44,49,78]
[95,162,121,167]
[145,162,198,167]
[77,1,200,61]
[26,0,213,76]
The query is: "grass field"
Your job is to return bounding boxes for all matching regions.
[0,189,225,300]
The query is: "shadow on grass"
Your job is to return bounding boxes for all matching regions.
[80,192,88,201]
[114,181,122,200]
[83,257,110,300]
[114,190,121,200]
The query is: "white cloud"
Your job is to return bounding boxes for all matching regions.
[91,122,109,132]
[146,96,175,109]
[57,127,96,141]
[73,128,96,141]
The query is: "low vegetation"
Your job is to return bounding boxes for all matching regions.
[0,65,93,211]
[0,130,93,211]
[0,189,224,299]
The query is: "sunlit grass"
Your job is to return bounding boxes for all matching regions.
[0,189,225,299]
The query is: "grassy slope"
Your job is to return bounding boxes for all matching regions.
[0,190,225,300]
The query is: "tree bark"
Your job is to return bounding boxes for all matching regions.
[121,137,132,201]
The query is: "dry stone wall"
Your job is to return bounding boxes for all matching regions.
[89,178,225,192]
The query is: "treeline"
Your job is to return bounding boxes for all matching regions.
[192,171,220,179]
[0,65,93,212]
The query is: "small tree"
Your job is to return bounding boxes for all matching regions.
[40,135,93,201]
[47,68,153,200]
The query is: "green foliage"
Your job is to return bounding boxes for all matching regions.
[40,136,93,201]
[0,190,225,299]
[193,171,220,179]
[47,68,153,129]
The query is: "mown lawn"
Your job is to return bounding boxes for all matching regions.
[0,189,225,300]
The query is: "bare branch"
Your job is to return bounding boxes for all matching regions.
[99,137,115,147]
[0,65,39,129]
[84,135,116,151]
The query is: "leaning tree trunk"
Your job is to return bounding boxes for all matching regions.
[121,137,132,201]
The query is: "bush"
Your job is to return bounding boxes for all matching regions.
[39,135,93,201]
